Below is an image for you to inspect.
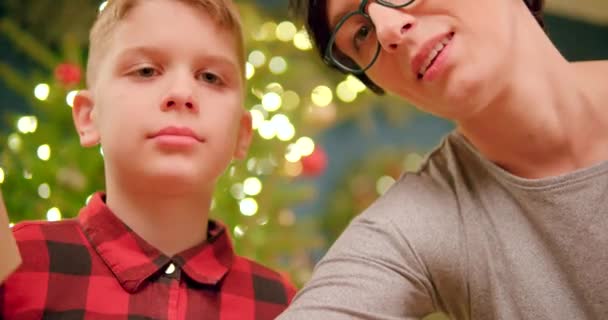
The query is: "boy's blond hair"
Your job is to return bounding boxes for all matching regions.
[86,0,245,86]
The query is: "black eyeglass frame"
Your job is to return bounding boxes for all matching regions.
[323,0,416,74]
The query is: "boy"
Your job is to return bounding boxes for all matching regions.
[279,0,608,319]
[1,0,296,319]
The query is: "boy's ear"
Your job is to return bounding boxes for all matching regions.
[72,90,100,147]
[233,110,253,160]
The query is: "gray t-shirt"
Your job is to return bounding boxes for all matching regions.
[279,132,608,320]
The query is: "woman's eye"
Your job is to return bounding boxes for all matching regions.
[353,25,372,50]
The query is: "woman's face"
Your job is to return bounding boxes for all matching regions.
[326,0,526,121]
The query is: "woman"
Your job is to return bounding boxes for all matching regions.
[279,0,608,318]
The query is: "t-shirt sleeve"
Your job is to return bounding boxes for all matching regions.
[278,213,436,320]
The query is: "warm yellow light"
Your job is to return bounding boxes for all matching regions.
[17,116,38,134]
[258,121,276,140]
[337,81,357,103]
[7,134,22,152]
[248,50,266,67]
[34,83,50,101]
[38,183,51,199]
[239,198,258,216]
[285,143,302,163]
[296,137,315,156]
[99,1,108,12]
[275,119,295,142]
[376,176,396,195]
[250,109,265,130]
[269,57,288,74]
[246,62,255,80]
[282,91,300,110]
[311,85,333,107]
[265,82,284,95]
[276,21,297,42]
[0,168,4,184]
[346,75,367,93]
[66,90,79,107]
[284,160,303,177]
[37,144,51,161]
[262,92,282,112]
[47,207,62,221]
[243,177,263,196]
[254,22,278,41]
[293,30,313,51]
[234,225,246,238]
[230,183,245,200]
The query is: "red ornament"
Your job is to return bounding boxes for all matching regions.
[301,146,328,177]
[54,63,82,86]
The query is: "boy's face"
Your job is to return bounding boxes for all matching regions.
[326,0,522,121]
[74,0,251,192]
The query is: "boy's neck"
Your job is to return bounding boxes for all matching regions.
[104,178,212,257]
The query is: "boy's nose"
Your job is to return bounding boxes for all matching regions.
[161,78,198,112]
[368,3,416,53]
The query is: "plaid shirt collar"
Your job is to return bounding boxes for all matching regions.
[78,192,234,293]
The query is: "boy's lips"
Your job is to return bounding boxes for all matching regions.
[148,126,205,143]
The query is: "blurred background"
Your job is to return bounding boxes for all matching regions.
[0,0,606,289]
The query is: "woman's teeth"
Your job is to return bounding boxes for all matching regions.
[418,34,452,78]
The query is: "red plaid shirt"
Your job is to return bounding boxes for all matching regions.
[1,193,296,319]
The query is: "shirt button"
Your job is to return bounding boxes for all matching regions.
[165,263,176,275]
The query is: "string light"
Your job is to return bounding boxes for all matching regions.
[269,57,288,74]
[34,83,50,101]
[246,62,255,80]
[248,50,266,67]
[38,183,51,199]
[337,81,357,103]
[37,144,51,161]
[17,116,38,134]
[250,109,265,130]
[234,225,246,238]
[66,90,79,107]
[283,160,303,177]
[99,1,108,12]
[239,198,258,216]
[230,183,245,200]
[311,85,333,107]
[46,207,62,221]
[8,134,22,152]
[262,92,282,112]
[276,21,297,42]
[281,91,300,110]
[285,143,302,163]
[258,121,276,140]
[272,114,296,141]
[243,177,262,196]
[346,75,367,93]
[0,167,5,184]
[376,176,396,195]
[296,137,315,156]
[23,170,32,180]
[293,30,313,51]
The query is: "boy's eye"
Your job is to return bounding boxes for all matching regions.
[135,67,158,78]
[198,72,223,85]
